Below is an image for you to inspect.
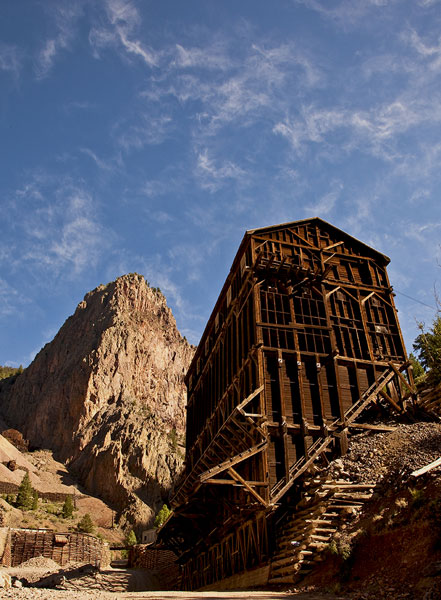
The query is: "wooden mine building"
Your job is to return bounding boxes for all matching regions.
[160,217,416,590]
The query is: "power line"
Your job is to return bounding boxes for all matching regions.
[395,290,437,311]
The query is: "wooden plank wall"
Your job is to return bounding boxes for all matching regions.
[180,513,269,591]
[253,221,407,501]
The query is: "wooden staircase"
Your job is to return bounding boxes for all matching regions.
[270,365,399,504]
[171,387,266,507]
[269,474,378,585]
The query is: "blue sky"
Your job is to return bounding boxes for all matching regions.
[1,0,441,367]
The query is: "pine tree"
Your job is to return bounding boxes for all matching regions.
[77,513,94,533]
[413,315,441,385]
[32,489,38,510]
[62,495,74,518]
[16,472,34,510]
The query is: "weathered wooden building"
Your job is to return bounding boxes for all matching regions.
[160,218,415,590]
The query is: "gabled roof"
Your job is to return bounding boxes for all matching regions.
[186,217,390,381]
[246,217,390,264]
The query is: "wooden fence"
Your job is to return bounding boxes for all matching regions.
[1,528,110,568]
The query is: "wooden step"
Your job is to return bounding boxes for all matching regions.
[333,493,373,500]
[278,526,311,538]
[270,563,300,577]
[305,518,338,525]
[309,534,330,542]
[307,541,329,549]
[271,554,299,568]
[271,558,312,577]
[269,575,298,584]
[280,523,313,535]
[278,541,308,552]
[278,530,310,542]
[290,505,327,518]
[273,546,314,561]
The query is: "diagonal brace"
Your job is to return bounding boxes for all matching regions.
[199,441,267,483]
[228,468,268,507]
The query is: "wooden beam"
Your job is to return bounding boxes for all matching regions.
[379,388,402,413]
[203,478,268,486]
[322,241,344,253]
[322,483,377,490]
[228,468,269,507]
[199,441,268,482]
[388,361,416,394]
[236,385,265,412]
[411,457,441,478]
[348,423,397,432]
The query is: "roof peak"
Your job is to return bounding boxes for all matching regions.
[246,216,389,263]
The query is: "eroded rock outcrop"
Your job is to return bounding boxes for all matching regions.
[0,274,194,527]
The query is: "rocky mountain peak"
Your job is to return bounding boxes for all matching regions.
[0,273,194,528]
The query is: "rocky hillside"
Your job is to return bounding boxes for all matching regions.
[0,274,194,529]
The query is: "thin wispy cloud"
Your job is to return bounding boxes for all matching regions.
[409,30,441,57]
[273,95,441,163]
[0,43,22,77]
[406,28,441,72]
[5,175,112,279]
[0,279,29,319]
[403,220,441,249]
[116,114,173,150]
[80,147,119,171]
[173,42,231,71]
[195,149,247,192]
[134,40,323,143]
[35,3,84,78]
[296,0,394,29]
[304,181,343,216]
[89,0,158,67]
[150,211,173,224]
[418,0,441,6]
[62,100,96,114]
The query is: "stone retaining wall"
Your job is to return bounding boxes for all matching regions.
[0,481,74,502]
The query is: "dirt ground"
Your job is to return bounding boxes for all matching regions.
[0,590,347,600]
[0,563,353,600]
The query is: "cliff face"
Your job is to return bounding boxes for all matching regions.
[0,274,194,527]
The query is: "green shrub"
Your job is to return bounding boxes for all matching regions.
[328,538,352,561]
[5,494,16,505]
[168,428,178,450]
[125,530,137,546]
[154,504,171,528]
[409,487,425,509]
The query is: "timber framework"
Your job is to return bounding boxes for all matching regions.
[160,217,417,590]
